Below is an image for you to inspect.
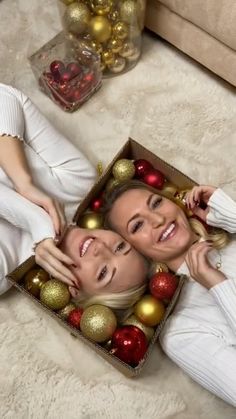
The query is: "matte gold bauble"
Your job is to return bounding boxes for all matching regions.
[101,49,115,65]
[40,279,70,311]
[24,268,49,298]
[105,177,121,192]
[134,295,165,327]
[78,212,104,229]
[107,37,123,53]
[91,0,113,16]
[126,47,140,62]
[162,181,178,197]
[119,0,142,26]
[112,159,135,181]
[108,56,126,73]
[89,16,112,43]
[123,315,155,342]
[80,304,117,343]
[119,41,135,58]
[63,3,91,35]
[90,39,103,54]
[112,21,129,40]
[57,302,76,319]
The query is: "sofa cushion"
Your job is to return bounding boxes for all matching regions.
[157,0,236,51]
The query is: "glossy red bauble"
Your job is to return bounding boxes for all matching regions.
[134,159,153,178]
[90,197,103,212]
[50,60,65,81]
[143,168,165,190]
[60,70,72,83]
[66,62,82,78]
[68,308,84,329]
[111,325,148,366]
[149,272,178,300]
[83,72,94,83]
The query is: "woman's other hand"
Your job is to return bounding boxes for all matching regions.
[185,185,217,221]
[17,182,66,235]
[35,238,79,288]
[185,240,226,289]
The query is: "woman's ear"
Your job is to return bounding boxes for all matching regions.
[69,286,83,299]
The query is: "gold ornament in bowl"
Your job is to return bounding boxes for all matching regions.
[119,0,142,26]
[126,47,141,62]
[89,16,112,43]
[107,37,123,53]
[80,304,117,343]
[63,3,91,35]
[57,302,76,320]
[91,0,113,16]
[112,21,129,40]
[24,268,49,298]
[134,295,165,327]
[108,10,119,21]
[78,212,104,229]
[90,40,103,54]
[112,159,135,181]
[123,314,155,342]
[119,41,135,58]
[108,56,126,73]
[101,49,115,65]
[40,279,70,311]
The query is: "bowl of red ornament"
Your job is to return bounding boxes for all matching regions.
[29,31,102,112]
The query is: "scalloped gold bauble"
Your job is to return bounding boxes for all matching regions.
[40,279,70,311]
[112,159,135,181]
[63,3,91,35]
[89,16,112,43]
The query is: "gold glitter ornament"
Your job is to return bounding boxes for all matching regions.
[101,49,115,65]
[91,0,113,16]
[107,37,123,53]
[40,279,70,311]
[24,268,49,298]
[123,315,155,342]
[119,0,142,26]
[112,21,129,40]
[112,159,135,181]
[108,56,126,73]
[80,304,117,342]
[119,41,135,58]
[105,177,121,192]
[78,212,104,229]
[89,16,112,43]
[63,3,91,35]
[58,302,76,319]
[134,295,165,327]
[97,161,104,177]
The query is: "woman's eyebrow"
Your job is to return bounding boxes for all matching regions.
[126,194,154,228]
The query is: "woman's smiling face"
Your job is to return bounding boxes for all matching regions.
[108,188,196,267]
[61,227,147,296]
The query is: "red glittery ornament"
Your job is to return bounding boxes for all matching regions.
[68,308,84,329]
[111,325,148,366]
[66,62,82,78]
[143,168,165,190]
[149,272,178,300]
[134,159,153,178]
[91,196,103,212]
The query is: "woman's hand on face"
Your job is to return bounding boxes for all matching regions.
[35,238,79,288]
[185,241,226,289]
[185,185,216,221]
[17,182,66,235]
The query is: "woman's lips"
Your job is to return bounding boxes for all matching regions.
[158,222,177,242]
[79,237,95,257]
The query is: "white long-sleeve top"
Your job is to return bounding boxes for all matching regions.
[160,188,236,407]
[0,83,96,295]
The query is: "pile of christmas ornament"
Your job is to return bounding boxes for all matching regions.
[59,0,146,76]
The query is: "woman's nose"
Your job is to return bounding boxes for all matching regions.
[93,240,110,257]
[148,212,165,228]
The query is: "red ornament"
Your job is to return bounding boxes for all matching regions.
[111,325,148,366]
[149,272,178,300]
[143,168,165,190]
[66,62,82,78]
[60,70,72,83]
[134,159,153,178]
[90,196,103,212]
[50,60,65,81]
[72,88,82,102]
[83,72,94,83]
[68,308,84,329]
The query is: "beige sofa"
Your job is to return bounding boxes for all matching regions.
[145,0,236,87]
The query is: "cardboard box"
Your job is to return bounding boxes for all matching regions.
[7,139,196,377]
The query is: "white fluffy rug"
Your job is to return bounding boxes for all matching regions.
[1,0,236,418]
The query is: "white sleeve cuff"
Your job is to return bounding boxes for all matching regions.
[206,188,236,233]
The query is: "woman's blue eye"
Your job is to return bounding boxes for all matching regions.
[98,266,107,281]
[131,221,143,234]
[116,241,125,252]
[151,197,162,209]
